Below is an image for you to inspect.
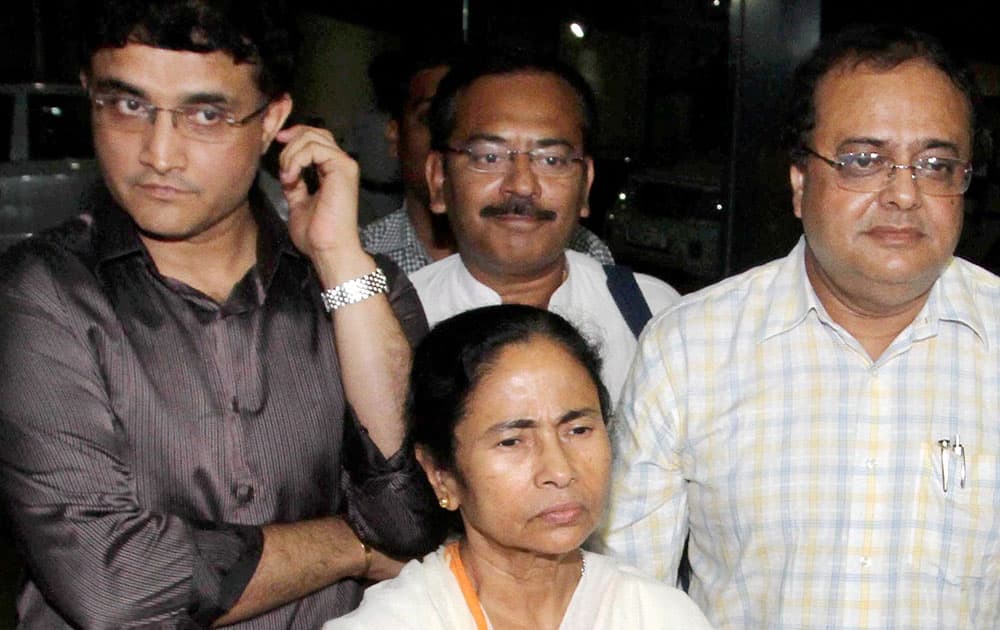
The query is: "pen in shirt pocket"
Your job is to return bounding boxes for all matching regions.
[937,434,967,493]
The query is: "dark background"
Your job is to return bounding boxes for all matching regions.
[1,1,998,626]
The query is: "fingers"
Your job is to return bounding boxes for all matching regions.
[275,124,364,260]
[276,125,359,203]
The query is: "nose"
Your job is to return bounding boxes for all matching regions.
[878,164,922,210]
[535,438,575,489]
[138,109,187,174]
[501,152,541,199]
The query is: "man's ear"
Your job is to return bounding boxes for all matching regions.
[79,70,89,91]
[579,157,595,219]
[385,118,400,159]
[790,163,806,219]
[260,93,293,155]
[427,151,449,216]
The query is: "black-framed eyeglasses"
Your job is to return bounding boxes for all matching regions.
[804,147,972,197]
[90,93,271,143]
[444,140,586,178]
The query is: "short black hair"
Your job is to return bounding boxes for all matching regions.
[81,0,298,99]
[387,43,467,122]
[784,23,980,166]
[407,304,610,476]
[428,46,598,153]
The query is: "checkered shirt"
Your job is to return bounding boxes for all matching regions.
[597,238,1000,629]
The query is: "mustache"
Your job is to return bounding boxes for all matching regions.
[479,201,557,221]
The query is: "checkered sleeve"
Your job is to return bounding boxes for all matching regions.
[597,317,689,580]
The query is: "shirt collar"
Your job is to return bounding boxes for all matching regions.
[758,237,814,342]
[759,236,988,348]
[923,256,989,347]
[87,185,145,265]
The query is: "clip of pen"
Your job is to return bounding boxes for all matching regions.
[938,438,951,492]
[937,435,968,493]
[953,434,966,490]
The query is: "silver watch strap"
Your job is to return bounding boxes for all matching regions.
[320,267,389,312]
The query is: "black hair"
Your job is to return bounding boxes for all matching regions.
[783,23,981,166]
[387,43,467,122]
[81,0,298,98]
[407,304,610,478]
[428,46,598,153]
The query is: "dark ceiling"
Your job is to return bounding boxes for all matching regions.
[301,0,999,65]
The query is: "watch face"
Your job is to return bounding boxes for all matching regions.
[343,278,371,303]
[321,268,388,312]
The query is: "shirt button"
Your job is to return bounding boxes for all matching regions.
[235,484,254,504]
[860,556,872,568]
[865,458,877,470]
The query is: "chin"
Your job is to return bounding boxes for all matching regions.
[532,528,593,555]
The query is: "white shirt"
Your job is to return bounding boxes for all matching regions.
[323,545,713,629]
[410,250,680,402]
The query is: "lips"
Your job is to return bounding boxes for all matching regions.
[865,225,924,245]
[535,502,585,525]
[134,182,199,204]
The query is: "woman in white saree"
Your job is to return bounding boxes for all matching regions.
[325,305,711,630]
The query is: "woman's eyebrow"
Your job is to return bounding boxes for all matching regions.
[558,408,600,424]
[486,418,536,433]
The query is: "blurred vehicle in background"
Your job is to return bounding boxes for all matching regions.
[0,82,99,253]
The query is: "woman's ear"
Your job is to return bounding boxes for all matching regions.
[415,445,461,511]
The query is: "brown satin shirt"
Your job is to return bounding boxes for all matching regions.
[0,186,441,628]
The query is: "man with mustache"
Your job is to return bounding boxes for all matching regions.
[410,48,679,401]
[0,1,441,627]
[600,25,1000,628]
[360,47,614,274]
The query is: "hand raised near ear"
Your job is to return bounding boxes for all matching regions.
[277,125,362,261]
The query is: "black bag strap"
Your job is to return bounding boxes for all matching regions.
[604,264,653,339]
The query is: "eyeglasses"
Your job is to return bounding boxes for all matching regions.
[90,93,270,143]
[804,147,972,197]
[444,140,586,178]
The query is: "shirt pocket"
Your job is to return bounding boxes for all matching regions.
[907,441,1000,582]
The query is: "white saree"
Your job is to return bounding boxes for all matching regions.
[323,544,712,629]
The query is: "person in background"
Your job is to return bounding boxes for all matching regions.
[361,46,615,274]
[410,47,679,402]
[599,24,1000,628]
[0,1,441,627]
[325,304,712,629]
[345,50,405,227]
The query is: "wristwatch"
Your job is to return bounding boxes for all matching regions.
[320,267,389,312]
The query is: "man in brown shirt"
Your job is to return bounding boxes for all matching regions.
[0,1,441,627]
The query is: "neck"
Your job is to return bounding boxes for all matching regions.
[405,195,455,262]
[141,204,259,303]
[804,247,932,361]
[466,254,568,309]
[460,537,582,630]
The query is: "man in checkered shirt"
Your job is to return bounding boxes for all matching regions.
[599,25,1000,629]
